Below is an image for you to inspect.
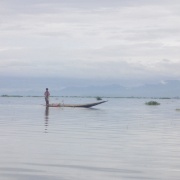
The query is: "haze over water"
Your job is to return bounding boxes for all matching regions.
[0,97,180,180]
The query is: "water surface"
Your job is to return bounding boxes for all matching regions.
[0,97,180,180]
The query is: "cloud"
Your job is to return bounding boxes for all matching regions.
[1,61,34,67]
[0,0,180,84]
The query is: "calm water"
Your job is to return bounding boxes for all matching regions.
[0,97,180,180]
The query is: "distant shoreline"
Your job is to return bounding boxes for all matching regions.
[0,95,176,99]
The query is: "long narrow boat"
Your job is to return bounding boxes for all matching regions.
[46,100,107,108]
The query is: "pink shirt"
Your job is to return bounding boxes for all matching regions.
[44,91,50,98]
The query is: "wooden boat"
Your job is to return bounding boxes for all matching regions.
[46,100,107,108]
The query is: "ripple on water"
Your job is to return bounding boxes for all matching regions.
[0,97,180,180]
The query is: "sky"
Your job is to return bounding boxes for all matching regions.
[0,0,180,86]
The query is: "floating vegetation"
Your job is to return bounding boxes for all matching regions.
[145,101,160,105]
[159,97,171,99]
[1,95,8,97]
[1,95,23,97]
[96,96,102,101]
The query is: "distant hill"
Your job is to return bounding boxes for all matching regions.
[59,84,127,96]
[1,78,180,97]
[59,80,180,97]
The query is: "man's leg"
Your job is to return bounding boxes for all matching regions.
[45,98,48,106]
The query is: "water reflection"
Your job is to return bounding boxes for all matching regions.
[44,107,49,133]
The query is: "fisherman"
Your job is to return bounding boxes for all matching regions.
[44,88,50,106]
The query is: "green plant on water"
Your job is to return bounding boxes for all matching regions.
[1,95,8,97]
[145,101,160,105]
[96,96,102,101]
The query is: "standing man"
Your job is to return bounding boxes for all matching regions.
[44,88,50,106]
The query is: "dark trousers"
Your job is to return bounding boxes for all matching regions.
[45,97,49,106]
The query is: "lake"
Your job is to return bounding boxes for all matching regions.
[0,97,180,180]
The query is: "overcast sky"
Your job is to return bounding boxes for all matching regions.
[0,0,180,85]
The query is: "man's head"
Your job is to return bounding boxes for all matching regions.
[46,88,48,91]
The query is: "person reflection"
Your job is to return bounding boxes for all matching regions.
[44,107,49,133]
